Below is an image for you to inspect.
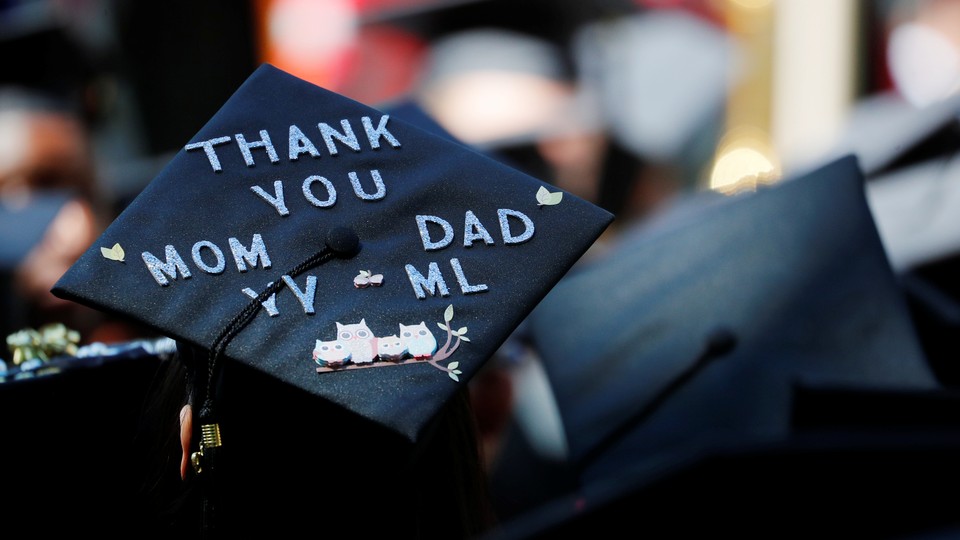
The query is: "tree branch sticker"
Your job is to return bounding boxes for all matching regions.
[432,304,469,381]
[313,304,470,382]
[536,186,563,206]
[100,243,125,262]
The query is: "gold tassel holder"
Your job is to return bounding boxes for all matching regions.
[190,423,223,475]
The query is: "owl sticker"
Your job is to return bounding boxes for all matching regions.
[400,322,437,359]
[377,335,407,362]
[337,319,377,364]
[313,339,351,368]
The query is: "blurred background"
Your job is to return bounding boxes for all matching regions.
[3,0,957,334]
[0,0,912,199]
[3,0,960,536]
[5,0,959,340]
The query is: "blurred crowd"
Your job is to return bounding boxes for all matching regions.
[0,1,922,331]
[3,0,960,537]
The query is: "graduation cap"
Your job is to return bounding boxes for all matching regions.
[360,0,635,48]
[0,338,178,536]
[485,409,960,538]
[830,92,960,384]
[831,91,960,272]
[477,155,949,538]
[520,155,937,486]
[51,63,612,446]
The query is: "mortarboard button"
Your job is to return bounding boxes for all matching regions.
[51,63,614,444]
[325,226,360,256]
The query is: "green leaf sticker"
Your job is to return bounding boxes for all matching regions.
[448,362,459,370]
[448,371,460,382]
[444,304,454,322]
[100,243,125,262]
[536,186,563,206]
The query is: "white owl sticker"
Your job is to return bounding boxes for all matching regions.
[337,319,377,364]
[313,339,350,368]
[400,322,437,359]
[314,305,469,379]
[377,334,407,362]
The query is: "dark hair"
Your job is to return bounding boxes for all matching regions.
[133,353,193,535]
[138,348,495,539]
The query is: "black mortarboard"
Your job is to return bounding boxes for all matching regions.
[525,155,937,484]
[480,155,947,539]
[829,92,960,272]
[361,0,635,48]
[0,338,177,537]
[51,64,613,445]
[830,93,960,384]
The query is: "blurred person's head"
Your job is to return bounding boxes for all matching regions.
[412,11,739,234]
[885,0,960,107]
[0,89,97,199]
[0,89,108,340]
[413,28,608,204]
[573,9,740,226]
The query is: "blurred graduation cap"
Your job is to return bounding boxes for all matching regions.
[52,63,612,444]
[0,337,177,535]
[526,155,937,482]
[831,91,960,384]
[832,91,960,272]
[0,14,99,118]
[487,408,960,538]
[360,0,635,47]
[478,156,960,539]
